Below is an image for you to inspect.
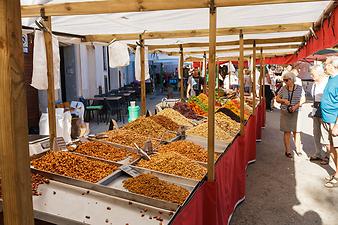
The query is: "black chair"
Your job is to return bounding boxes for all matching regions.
[79,97,104,123]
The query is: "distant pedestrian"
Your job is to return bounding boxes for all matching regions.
[187,68,203,98]
[276,72,306,158]
[264,68,274,111]
[321,56,338,188]
[309,65,329,164]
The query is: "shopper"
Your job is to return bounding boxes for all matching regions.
[309,65,329,164]
[321,56,338,188]
[244,69,252,93]
[264,68,274,111]
[187,68,203,98]
[276,72,306,158]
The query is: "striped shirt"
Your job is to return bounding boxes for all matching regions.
[278,84,305,111]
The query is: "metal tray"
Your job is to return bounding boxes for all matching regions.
[31,151,198,211]
[4,179,174,225]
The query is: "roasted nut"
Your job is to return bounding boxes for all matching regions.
[122,117,176,141]
[123,174,190,205]
[31,151,118,183]
[149,115,180,131]
[137,152,206,180]
[157,108,193,127]
[157,140,217,162]
[104,130,161,148]
[186,122,233,142]
[75,141,138,162]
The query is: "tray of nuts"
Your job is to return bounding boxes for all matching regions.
[31,151,121,184]
[97,164,198,210]
[30,150,194,212]
[101,129,162,149]
[121,117,178,141]
[134,152,207,180]
[68,140,140,165]
[156,140,219,163]
[184,135,230,154]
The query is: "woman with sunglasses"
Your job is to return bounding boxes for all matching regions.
[276,72,306,158]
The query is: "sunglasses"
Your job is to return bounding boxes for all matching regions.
[283,79,290,82]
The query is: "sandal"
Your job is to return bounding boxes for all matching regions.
[324,176,338,188]
[325,174,335,181]
[285,152,292,158]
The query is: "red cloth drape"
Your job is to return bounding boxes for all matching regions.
[171,103,264,225]
[265,6,338,65]
[193,7,338,66]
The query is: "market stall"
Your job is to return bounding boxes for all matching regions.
[1,1,336,225]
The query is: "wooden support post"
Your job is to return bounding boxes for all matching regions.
[252,40,257,109]
[0,0,35,224]
[43,16,57,148]
[259,48,263,101]
[217,58,220,96]
[203,51,207,93]
[207,1,216,182]
[228,61,231,89]
[262,50,266,100]
[239,30,245,135]
[179,44,184,99]
[140,36,146,115]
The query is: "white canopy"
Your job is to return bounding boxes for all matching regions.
[20,0,331,56]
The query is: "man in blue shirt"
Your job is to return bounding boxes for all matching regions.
[321,56,338,188]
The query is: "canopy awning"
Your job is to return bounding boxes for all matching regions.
[20,0,335,63]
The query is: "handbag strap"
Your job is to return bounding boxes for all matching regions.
[287,85,296,103]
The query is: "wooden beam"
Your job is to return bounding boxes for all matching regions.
[228,61,231,89]
[85,23,312,41]
[43,16,57,149]
[259,48,264,100]
[203,52,207,93]
[21,0,323,17]
[147,36,304,50]
[167,44,299,55]
[207,2,216,182]
[252,40,257,109]
[179,52,293,62]
[179,45,184,99]
[262,54,266,99]
[239,30,245,135]
[0,0,35,224]
[140,36,146,115]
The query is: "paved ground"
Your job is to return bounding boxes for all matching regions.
[231,102,338,225]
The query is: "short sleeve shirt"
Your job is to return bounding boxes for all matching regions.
[188,76,202,96]
[278,84,305,111]
[321,75,338,124]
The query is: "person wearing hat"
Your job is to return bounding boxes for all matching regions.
[187,68,204,98]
